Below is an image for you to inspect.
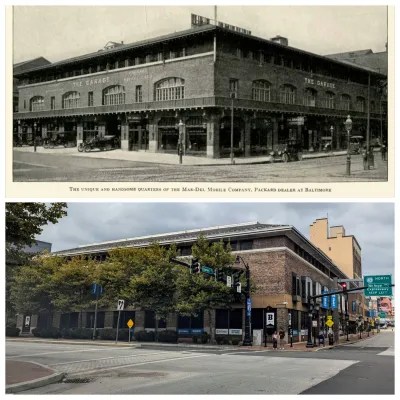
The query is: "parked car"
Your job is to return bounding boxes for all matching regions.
[78,135,119,152]
[270,140,303,162]
[349,135,364,154]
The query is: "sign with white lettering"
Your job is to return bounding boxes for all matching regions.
[304,77,336,89]
[229,329,243,335]
[266,312,275,327]
[216,329,229,335]
[364,275,392,296]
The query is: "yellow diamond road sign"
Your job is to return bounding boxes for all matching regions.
[127,319,135,329]
[326,319,334,328]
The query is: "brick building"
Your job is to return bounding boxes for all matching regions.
[13,15,387,157]
[21,221,356,343]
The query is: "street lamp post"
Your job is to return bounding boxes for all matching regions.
[177,119,184,164]
[306,298,314,348]
[345,115,352,176]
[344,291,349,341]
[33,122,37,152]
[235,255,252,346]
[330,125,334,151]
[359,316,363,339]
[230,92,235,165]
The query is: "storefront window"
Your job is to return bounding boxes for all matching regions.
[30,96,44,111]
[279,84,296,104]
[155,77,185,101]
[252,80,271,102]
[103,85,126,106]
[62,91,80,109]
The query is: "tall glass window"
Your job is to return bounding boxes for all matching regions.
[30,96,44,111]
[62,92,80,109]
[356,96,365,112]
[325,91,335,109]
[103,85,126,106]
[88,92,93,107]
[252,80,271,102]
[135,85,143,103]
[280,84,296,104]
[155,78,185,101]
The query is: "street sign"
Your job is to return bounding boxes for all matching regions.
[226,276,232,287]
[364,275,392,296]
[288,313,292,326]
[201,265,214,275]
[327,315,333,320]
[117,299,125,310]
[330,294,337,309]
[91,283,103,296]
[326,319,334,328]
[127,319,134,329]
[236,282,242,293]
[246,298,252,317]
[312,320,317,327]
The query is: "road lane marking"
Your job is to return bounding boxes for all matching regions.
[13,160,58,169]
[6,348,125,359]
[67,353,211,376]
[50,351,172,366]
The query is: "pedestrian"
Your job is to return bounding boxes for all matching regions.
[278,328,285,350]
[272,331,278,350]
[318,329,325,347]
[381,141,387,161]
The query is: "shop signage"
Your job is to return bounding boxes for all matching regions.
[73,76,111,88]
[322,290,329,308]
[216,329,229,335]
[312,320,318,327]
[288,117,305,126]
[229,329,242,335]
[300,329,307,336]
[304,77,335,89]
[266,312,275,327]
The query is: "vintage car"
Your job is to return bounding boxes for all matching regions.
[78,135,119,152]
[349,135,364,154]
[270,140,303,163]
[43,135,69,149]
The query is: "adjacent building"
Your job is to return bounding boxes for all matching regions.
[13,15,387,157]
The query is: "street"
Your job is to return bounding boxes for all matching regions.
[6,330,394,394]
[12,149,388,182]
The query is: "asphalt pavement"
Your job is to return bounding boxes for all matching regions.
[6,330,391,394]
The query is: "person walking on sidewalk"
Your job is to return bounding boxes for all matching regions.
[381,141,387,161]
[272,331,278,350]
[278,328,285,350]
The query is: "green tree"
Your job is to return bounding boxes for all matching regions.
[175,236,236,343]
[6,202,67,260]
[120,244,178,340]
[50,257,97,328]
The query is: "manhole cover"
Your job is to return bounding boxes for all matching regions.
[63,377,95,384]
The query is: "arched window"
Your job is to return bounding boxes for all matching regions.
[340,94,351,111]
[62,91,80,109]
[304,88,317,107]
[30,96,44,111]
[325,91,335,109]
[102,85,126,106]
[279,84,296,104]
[155,77,185,101]
[252,80,271,102]
[356,96,365,112]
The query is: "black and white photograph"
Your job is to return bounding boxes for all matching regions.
[5,202,395,394]
[10,5,390,184]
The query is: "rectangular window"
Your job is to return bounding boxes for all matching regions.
[88,92,93,107]
[229,79,238,98]
[51,96,55,110]
[23,99,26,110]
[239,240,253,251]
[135,85,143,103]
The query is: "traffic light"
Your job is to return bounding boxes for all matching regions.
[191,259,201,274]
[340,282,347,291]
[216,268,224,282]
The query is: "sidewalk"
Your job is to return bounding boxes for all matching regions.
[14,146,348,166]
[6,332,370,392]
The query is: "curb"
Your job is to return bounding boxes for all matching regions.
[6,361,65,394]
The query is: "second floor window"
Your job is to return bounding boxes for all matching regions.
[30,96,44,111]
[135,85,143,103]
[303,88,317,107]
[103,85,126,106]
[340,94,351,111]
[325,91,335,109]
[50,96,55,110]
[356,96,366,112]
[62,91,80,109]
[155,77,185,101]
[252,80,271,102]
[229,79,238,98]
[88,92,93,107]
[280,84,296,104]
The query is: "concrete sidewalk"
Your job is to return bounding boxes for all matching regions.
[6,332,373,393]
[14,146,348,166]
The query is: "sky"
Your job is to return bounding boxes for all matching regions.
[12,4,388,64]
[37,202,394,278]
